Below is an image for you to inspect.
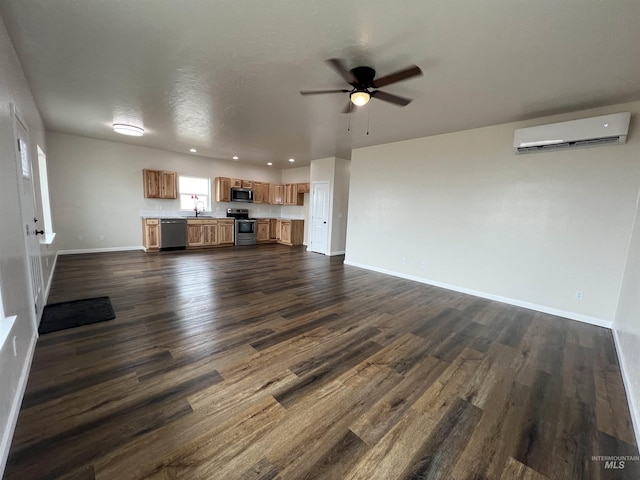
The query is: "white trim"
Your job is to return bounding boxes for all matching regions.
[328,250,345,256]
[59,246,145,255]
[38,232,56,245]
[343,260,612,328]
[44,251,59,302]
[0,316,16,355]
[0,330,37,476]
[612,327,640,449]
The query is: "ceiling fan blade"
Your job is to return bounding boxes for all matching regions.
[300,89,350,95]
[371,90,413,107]
[326,58,357,85]
[372,65,422,88]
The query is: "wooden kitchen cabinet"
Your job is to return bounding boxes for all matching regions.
[142,218,160,251]
[215,177,231,202]
[269,219,278,240]
[241,180,253,189]
[231,178,242,188]
[202,224,218,245]
[283,184,304,206]
[269,184,284,205]
[187,223,204,246]
[253,182,270,204]
[257,219,270,242]
[297,183,310,194]
[143,169,177,199]
[278,220,304,246]
[187,219,220,247]
[218,219,235,245]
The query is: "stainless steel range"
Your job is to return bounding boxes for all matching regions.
[227,208,257,246]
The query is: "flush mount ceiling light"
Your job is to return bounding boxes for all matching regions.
[350,90,371,106]
[189,148,197,153]
[288,158,295,163]
[267,162,273,166]
[113,124,144,136]
[232,156,239,160]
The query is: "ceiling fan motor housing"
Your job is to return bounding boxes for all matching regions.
[350,66,376,88]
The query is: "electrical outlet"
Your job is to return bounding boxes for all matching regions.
[155,205,162,210]
[421,260,427,269]
[575,290,584,300]
[99,235,104,241]
[78,235,84,241]
[402,257,407,265]
[12,336,17,357]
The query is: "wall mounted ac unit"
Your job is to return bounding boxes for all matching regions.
[513,112,631,154]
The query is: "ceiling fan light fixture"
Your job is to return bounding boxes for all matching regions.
[113,123,144,136]
[350,91,370,106]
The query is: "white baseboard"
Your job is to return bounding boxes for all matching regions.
[59,246,145,255]
[0,330,37,477]
[612,327,640,449]
[343,260,612,329]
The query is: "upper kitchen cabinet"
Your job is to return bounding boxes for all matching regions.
[143,169,177,199]
[231,178,243,188]
[253,182,270,204]
[297,183,310,194]
[284,184,306,206]
[270,184,284,205]
[241,180,254,189]
[215,177,231,202]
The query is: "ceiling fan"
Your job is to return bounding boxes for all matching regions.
[300,58,423,113]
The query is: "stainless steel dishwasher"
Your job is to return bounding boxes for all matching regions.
[160,218,187,250]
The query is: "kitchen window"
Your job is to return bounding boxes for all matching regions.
[179,176,210,211]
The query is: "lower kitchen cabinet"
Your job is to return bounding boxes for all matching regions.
[257,219,270,242]
[187,219,221,247]
[218,219,235,245]
[270,219,278,241]
[187,223,205,247]
[142,219,160,251]
[278,220,304,246]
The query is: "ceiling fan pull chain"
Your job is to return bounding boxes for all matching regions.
[366,108,370,135]
[347,107,352,132]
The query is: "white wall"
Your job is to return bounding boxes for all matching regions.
[330,158,350,255]
[614,186,640,446]
[0,14,48,475]
[345,101,640,325]
[46,132,310,251]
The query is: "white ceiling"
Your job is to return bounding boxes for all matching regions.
[1,0,639,168]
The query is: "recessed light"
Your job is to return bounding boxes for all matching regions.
[267,162,273,166]
[113,124,144,136]
[233,156,239,160]
[190,148,197,153]
[288,158,295,163]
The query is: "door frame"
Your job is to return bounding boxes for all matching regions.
[309,181,331,255]
[11,104,44,331]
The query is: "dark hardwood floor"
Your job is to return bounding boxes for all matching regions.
[5,245,639,479]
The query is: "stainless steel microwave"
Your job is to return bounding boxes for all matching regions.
[230,187,253,202]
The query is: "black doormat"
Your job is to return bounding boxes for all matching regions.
[39,296,116,334]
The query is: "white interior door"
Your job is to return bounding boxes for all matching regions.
[310,181,330,254]
[14,111,45,325]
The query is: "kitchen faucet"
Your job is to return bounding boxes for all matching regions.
[195,200,205,217]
